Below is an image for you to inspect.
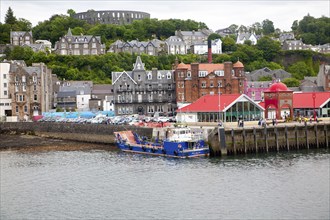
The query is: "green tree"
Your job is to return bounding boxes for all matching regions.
[262,19,275,35]
[282,78,300,87]
[222,36,237,52]
[67,9,76,17]
[5,7,16,25]
[258,76,273,81]
[287,61,311,79]
[256,36,281,61]
[0,23,11,44]
[208,33,221,41]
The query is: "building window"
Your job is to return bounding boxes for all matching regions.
[3,74,6,79]
[24,105,28,112]
[210,82,214,88]
[4,90,7,96]
[15,76,19,82]
[138,75,141,81]
[119,85,122,91]
[33,76,37,82]
[158,73,162,80]
[168,84,172,90]
[23,85,26,92]
[187,71,191,77]
[34,95,37,101]
[167,72,172,79]
[16,106,18,113]
[22,76,26,82]
[4,83,7,88]
[147,73,152,80]
[34,85,37,91]
[201,82,206,88]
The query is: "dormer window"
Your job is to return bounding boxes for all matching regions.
[138,75,141,81]
[167,72,172,79]
[199,71,208,77]
[187,71,191,77]
[147,72,152,80]
[157,72,162,80]
[215,70,224,76]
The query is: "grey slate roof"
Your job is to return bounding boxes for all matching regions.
[92,84,113,94]
[57,91,76,98]
[247,67,292,81]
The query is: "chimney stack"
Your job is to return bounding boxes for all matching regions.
[208,39,212,63]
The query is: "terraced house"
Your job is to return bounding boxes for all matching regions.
[112,56,176,116]
[9,61,53,121]
[54,28,105,55]
[108,39,165,55]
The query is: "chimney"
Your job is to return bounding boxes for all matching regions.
[208,39,212,63]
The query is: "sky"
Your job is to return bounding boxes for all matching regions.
[0,0,329,32]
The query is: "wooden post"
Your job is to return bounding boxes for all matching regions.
[295,125,299,150]
[275,127,279,152]
[305,123,309,149]
[325,125,328,148]
[218,127,227,156]
[231,129,236,155]
[314,124,319,148]
[253,127,258,153]
[264,126,268,153]
[285,126,289,151]
[243,128,247,154]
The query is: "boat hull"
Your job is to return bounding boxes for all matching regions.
[117,143,209,158]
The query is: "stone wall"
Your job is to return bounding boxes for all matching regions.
[0,122,153,144]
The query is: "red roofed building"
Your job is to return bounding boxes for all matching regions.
[259,91,330,119]
[176,94,264,123]
[264,82,293,120]
[174,61,245,106]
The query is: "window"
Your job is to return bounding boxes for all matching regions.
[15,76,19,82]
[158,84,162,90]
[147,73,152,80]
[119,85,122,91]
[218,81,222,87]
[199,71,208,77]
[16,106,18,113]
[158,73,162,79]
[34,85,37,91]
[138,75,141,81]
[24,105,28,112]
[187,71,191,77]
[33,95,37,101]
[210,81,214,88]
[33,76,37,82]
[3,74,6,79]
[215,70,224,76]
[148,84,152,90]
[167,72,172,79]
[22,76,26,82]
[4,90,7,96]
[23,85,26,92]
[201,82,206,88]
[168,84,172,90]
[4,83,7,88]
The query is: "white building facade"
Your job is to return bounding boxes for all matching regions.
[0,62,12,120]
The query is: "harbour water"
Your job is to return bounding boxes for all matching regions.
[0,147,329,220]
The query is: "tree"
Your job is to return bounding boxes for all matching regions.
[262,19,275,35]
[258,76,272,81]
[256,36,281,61]
[5,7,16,25]
[67,9,76,17]
[208,33,221,41]
[282,78,300,87]
[287,61,311,80]
[222,36,237,52]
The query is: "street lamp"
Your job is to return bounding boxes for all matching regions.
[312,92,316,121]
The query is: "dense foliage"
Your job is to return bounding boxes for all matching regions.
[291,14,330,45]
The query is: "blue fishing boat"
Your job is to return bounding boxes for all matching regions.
[114,127,209,158]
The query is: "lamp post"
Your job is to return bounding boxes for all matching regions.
[312,92,316,121]
[218,86,221,123]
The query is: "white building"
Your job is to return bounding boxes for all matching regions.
[236,32,258,45]
[190,39,222,55]
[0,62,12,120]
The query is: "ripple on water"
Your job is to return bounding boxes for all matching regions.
[0,148,329,219]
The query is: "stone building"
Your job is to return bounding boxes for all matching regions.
[10,31,33,46]
[108,39,165,56]
[73,10,150,25]
[112,56,176,116]
[317,63,330,91]
[53,28,105,55]
[9,61,53,121]
[89,84,114,112]
[174,60,245,105]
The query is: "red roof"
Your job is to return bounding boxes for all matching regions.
[176,62,225,72]
[260,92,330,109]
[178,94,244,112]
[293,92,330,108]
[265,82,290,92]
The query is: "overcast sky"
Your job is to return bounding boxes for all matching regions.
[0,0,329,32]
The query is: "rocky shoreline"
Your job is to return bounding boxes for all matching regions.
[0,133,115,152]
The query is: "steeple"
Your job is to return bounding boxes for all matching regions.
[133,56,145,71]
[67,28,73,37]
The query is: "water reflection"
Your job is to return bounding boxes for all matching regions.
[1,148,329,220]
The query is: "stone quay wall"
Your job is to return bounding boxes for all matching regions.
[209,122,330,156]
[0,122,153,145]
